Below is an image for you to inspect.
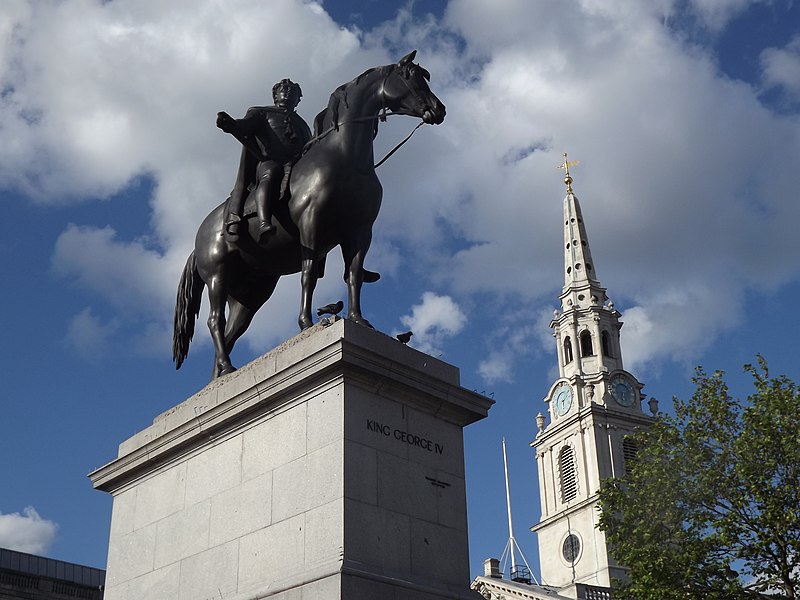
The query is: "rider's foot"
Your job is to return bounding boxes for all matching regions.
[224,214,241,240]
[257,220,276,244]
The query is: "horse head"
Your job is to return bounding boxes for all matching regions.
[382,50,446,125]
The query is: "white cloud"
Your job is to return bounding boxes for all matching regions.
[477,353,512,383]
[399,292,466,355]
[0,507,58,555]
[761,36,800,100]
[620,280,744,373]
[685,0,763,30]
[2,0,799,383]
[0,0,365,204]
[2,0,390,369]
[52,224,175,316]
[64,308,120,363]
[400,0,799,381]
[478,308,554,384]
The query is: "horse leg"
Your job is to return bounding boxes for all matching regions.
[224,277,280,353]
[299,254,320,330]
[206,273,236,378]
[224,300,255,357]
[342,229,374,329]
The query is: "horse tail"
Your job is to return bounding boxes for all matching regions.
[173,251,205,370]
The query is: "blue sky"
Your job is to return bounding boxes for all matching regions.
[1,0,798,583]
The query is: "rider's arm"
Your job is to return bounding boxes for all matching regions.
[219,108,269,162]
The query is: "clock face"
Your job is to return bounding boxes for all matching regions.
[554,385,573,416]
[610,376,636,407]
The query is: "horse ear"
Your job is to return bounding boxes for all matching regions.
[398,50,417,66]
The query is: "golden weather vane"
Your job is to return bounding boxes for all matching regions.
[557,152,580,194]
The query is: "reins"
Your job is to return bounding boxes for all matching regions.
[303,112,425,168]
[302,69,427,168]
[374,120,424,168]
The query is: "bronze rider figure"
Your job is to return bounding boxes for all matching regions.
[217,78,311,243]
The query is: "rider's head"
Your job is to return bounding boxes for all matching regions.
[273,79,302,110]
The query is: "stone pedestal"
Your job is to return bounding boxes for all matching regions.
[90,318,492,600]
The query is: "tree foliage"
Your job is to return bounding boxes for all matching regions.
[598,357,800,599]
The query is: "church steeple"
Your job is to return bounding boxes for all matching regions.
[559,154,600,292]
[531,155,654,593]
[552,155,622,380]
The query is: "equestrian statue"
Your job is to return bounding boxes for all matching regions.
[173,51,446,379]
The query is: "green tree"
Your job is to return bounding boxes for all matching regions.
[598,358,800,599]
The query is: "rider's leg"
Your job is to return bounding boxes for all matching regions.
[254,161,282,242]
[225,148,254,238]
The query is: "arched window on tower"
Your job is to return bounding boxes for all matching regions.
[563,337,574,364]
[558,446,578,503]
[601,331,612,357]
[580,331,593,356]
[623,436,639,476]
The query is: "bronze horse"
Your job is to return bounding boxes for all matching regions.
[173,51,446,378]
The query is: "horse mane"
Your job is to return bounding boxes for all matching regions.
[313,65,392,136]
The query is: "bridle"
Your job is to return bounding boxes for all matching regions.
[303,65,432,167]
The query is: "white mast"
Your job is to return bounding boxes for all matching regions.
[503,437,518,574]
[499,438,537,584]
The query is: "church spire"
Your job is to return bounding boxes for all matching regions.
[551,154,616,378]
[558,154,600,293]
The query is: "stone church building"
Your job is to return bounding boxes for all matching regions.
[472,160,656,600]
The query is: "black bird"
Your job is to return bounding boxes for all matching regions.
[396,331,413,344]
[317,300,344,317]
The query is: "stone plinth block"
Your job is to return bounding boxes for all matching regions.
[90,318,493,600]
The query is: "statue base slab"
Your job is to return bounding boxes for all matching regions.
[90,318,492,600]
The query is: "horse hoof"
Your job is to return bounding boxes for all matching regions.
[218,365,237,376]
[349,316,374,329]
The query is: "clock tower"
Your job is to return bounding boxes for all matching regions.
[531,156,655,591]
